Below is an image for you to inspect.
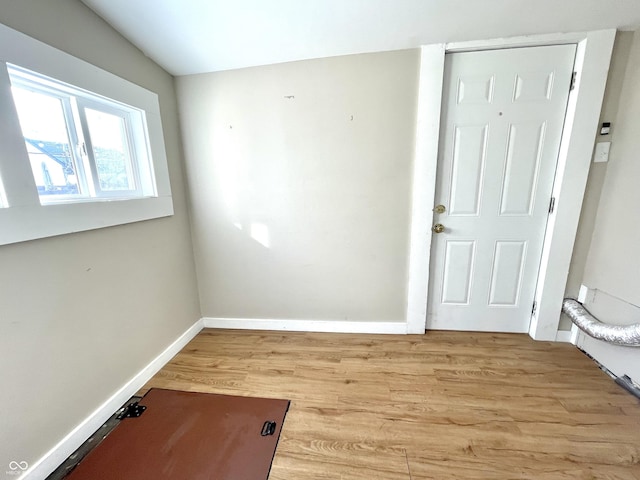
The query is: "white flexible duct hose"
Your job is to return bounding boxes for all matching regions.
[562,298,640,347]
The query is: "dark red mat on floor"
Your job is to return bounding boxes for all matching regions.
[66,388,290,480]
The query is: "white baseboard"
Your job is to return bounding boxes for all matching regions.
[203,317,408,334]
[555,330,574,344]
[25,319,204,480]
[570,323,580,345]
[578,284,590,303]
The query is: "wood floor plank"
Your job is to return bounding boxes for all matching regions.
[138,329,640,479]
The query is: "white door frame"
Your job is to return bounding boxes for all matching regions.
[406,30,616,339]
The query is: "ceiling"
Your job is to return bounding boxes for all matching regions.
[81,0,640,76]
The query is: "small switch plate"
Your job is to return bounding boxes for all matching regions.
[594,142,611,163]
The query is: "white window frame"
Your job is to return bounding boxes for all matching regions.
[0,22,173,245]
[12,74,88,202]
[75,97,146,198]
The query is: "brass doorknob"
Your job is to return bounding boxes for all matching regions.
[433,204,446,214]
[432,223,445,234]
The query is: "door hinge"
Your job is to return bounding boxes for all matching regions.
[117,401,146,419]
[531,301,537,316]
[549,196,556,214]
[570,72,577,91]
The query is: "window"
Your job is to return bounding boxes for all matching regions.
[8,65,154,203]
[0,22,173,245]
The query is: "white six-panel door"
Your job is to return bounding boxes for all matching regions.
[427,45,576,332]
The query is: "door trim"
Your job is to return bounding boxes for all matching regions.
[406,30,616,339]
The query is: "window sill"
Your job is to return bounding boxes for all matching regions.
[39,194,158,206]
[0,195,173,245]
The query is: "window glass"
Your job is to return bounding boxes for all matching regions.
[11,86,81,197]
[85,108,135,192]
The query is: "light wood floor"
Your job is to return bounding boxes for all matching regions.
[139,329,640,479]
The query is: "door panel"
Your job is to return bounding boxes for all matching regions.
[449,124,488,215]
[457,75,495,104]
[428,44,576,333]
[513,71,555,102]
[499,122,546,215]
[488,241,527,306]
[441,240,475,304]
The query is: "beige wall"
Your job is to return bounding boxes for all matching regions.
[178,50,419,321]
[0,0,200,472]
[560,31,634,330]
[583,30,640,306]
[564,29,640,377]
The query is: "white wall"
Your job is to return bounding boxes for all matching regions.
[178,50,420,322]
[0,0,200,473]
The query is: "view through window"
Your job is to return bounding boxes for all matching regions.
[8,65,150,203]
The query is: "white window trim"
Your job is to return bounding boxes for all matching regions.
[0,22,173,245]
[406,30,616,339]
